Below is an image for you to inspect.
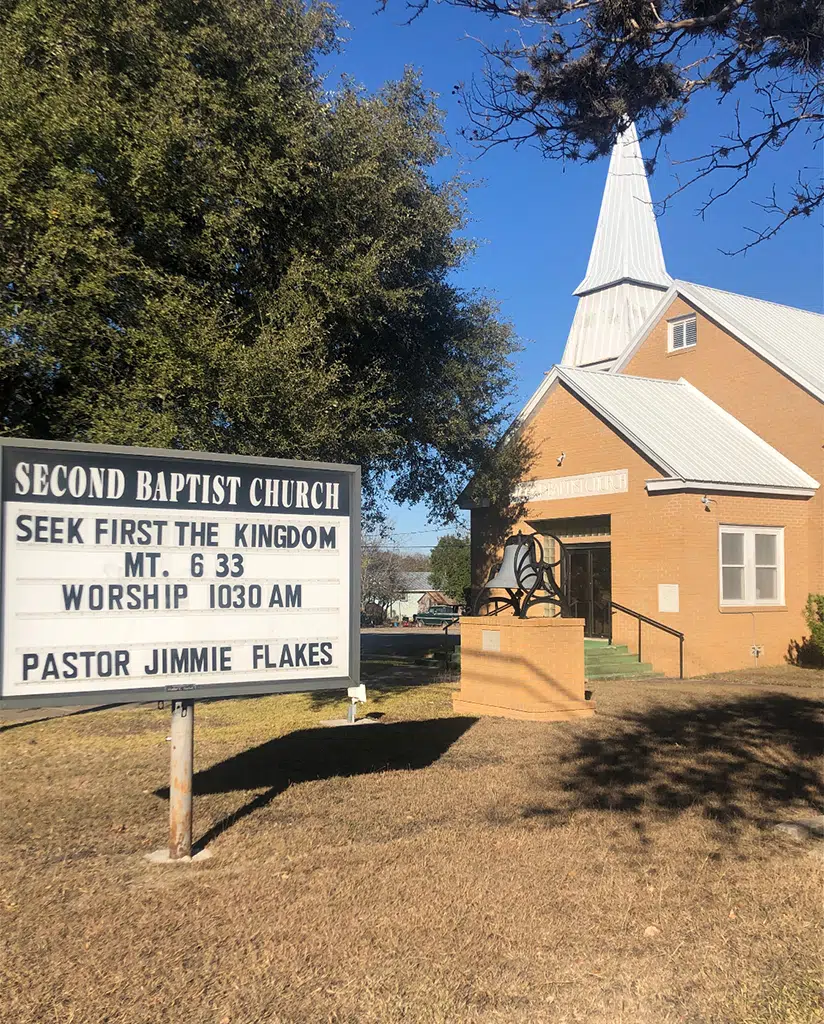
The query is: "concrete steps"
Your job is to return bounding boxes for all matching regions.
[585,640,655,679]
[451,638,658,679]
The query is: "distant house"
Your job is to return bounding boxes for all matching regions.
[389,572,454,621]
[418,591,456,614]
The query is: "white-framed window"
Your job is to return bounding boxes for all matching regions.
[719,525,784,606]
[668,314,697,352]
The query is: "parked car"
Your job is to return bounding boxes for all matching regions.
[413,606,461,627]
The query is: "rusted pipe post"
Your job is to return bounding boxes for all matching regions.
[169,699,194,859]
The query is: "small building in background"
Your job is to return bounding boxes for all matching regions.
[417,590,455,614]
[387,572,454,621]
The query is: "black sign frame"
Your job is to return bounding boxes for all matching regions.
[0,439,361,708]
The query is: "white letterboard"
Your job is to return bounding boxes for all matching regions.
[0,441,360,707]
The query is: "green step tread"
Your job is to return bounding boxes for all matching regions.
[585,652,645,662]
[585,655,648,667]
[586,665,655,679]
[585,652,648,660]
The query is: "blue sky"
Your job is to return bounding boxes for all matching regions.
[322,1,824,552]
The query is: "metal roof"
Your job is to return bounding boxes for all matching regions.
[673,281,824,401]
[552,367,819,493]
[611,281,824,401]
[561,281,667,369]
[574,122,672,296]
[400,571,434,593]
[561,121,672,368]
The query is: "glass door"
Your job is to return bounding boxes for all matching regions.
[565,544,612,638]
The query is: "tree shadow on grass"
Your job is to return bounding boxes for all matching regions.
[523,693,824,836]
[0,704,120,733]
[156,716,476,851]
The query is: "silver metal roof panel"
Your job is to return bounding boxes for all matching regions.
[556,367,819,491]
[574,122,672,297]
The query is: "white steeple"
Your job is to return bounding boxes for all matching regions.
[561,121,672,369]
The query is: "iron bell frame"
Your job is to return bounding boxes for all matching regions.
[473,530,569,619]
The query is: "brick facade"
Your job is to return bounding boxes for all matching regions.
[622,296,824,590]
[454,616,593,721]
[471,315,822,677]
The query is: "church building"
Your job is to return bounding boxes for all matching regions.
[467,123,823,677]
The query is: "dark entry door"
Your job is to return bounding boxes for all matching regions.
[565,544,611,638]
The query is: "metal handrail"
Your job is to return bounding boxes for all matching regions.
[609,601,685,679]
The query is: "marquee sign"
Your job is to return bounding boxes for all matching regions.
[0,440,360,708]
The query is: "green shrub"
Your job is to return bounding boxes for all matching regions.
[806,594,824,649]
[788,594,824,668]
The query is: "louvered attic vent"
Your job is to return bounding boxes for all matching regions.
[668,314,697,351]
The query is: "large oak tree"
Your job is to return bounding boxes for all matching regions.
[0,0,523,522]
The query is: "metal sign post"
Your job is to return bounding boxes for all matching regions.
[168,699,194,860]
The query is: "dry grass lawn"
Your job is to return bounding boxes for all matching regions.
[2,664,823,1024]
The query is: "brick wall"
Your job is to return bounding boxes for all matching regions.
[471,379,817,677]
[622,295,824,592]
[455,616,592,721]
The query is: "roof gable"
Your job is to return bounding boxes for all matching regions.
[515,367,818,495]
[612,281,824,401]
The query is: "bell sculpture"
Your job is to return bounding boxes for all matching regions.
[454,530,593,722]
[474,531,569,618]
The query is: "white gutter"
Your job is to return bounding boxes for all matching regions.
[645,479,818,498]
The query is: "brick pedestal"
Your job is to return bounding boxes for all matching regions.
[453,616,594,722]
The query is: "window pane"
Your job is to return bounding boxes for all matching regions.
[671,323,684,349]
[722,566,744,601]
[756,567,777,601]
[755,533,777,566]
[685,317,697,347]
[721,532,744,565]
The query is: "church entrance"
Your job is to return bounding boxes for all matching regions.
[564,543,612,638]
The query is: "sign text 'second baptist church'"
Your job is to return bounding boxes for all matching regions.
[0,441,360,707]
